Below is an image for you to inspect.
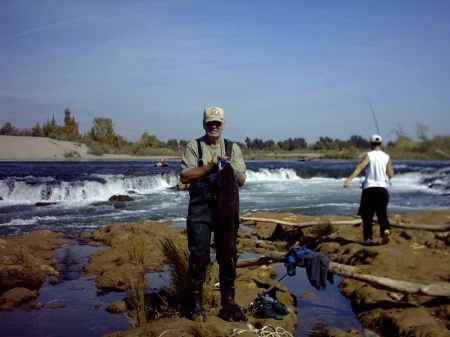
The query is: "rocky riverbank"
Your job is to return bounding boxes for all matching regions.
[1,211,449,336]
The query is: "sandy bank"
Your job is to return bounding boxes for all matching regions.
[0,135,175,161]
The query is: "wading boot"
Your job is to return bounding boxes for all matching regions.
[191,284,206,322]
[218,280,247,322]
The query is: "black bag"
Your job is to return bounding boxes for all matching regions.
[250,292,289,320]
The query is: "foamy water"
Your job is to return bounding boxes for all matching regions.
[0,159,448,237]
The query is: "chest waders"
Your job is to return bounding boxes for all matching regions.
[186,139,246,322]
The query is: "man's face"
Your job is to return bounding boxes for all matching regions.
[204,120,225,138]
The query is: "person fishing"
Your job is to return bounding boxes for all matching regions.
[180,107,247,322]
[343,134,394,245]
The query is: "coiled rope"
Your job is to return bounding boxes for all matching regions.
[158,329,186,336]
[229,323,293,337]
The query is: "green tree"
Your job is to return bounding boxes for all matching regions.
[138,132,159,148]
[89,117,116,146]
[263,139,279,151]
[285,138,296,151]
[277,140,288,151]
[291,138,307,150]
[348,135,368,149]
[19,128,33,136]
[32,122,44,137]
[42,116,58,138]
[179,140,188,148]
[0,122,20,135]
[311,136,339,151]
[251,138,264,150]
[245,137,252,148]
[277,138,307,151]
[167,139,178,150]
[394,135,416,152]
[63,108,81,141]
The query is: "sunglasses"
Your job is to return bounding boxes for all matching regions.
[206,121,222,127]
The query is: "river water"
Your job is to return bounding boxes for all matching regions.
[0,159,448,237]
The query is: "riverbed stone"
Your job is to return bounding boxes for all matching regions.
[0,287,38,310]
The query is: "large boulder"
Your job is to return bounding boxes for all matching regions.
[109,195,134,202]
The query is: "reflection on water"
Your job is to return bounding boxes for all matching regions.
[0,244,131,337]
[272,264,364,337]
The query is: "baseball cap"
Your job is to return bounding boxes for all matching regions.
[203,107,224,123]
[370,134,382,143]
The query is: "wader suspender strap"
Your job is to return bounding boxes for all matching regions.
[196,138,203,167]
[225,140,233,160]
[196,138,233,168]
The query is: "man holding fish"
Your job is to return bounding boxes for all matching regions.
[180,107,247,322]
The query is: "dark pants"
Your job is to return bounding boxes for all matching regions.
[359,187,390,241]
[186,180,237,286]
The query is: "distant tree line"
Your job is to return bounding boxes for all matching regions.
[0,109,371,153]
[243,135,372,152]
[1,108,81,142]
[1,108,448,158]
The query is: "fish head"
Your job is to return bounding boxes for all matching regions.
[217,156,228,170]
[218,156,238,186]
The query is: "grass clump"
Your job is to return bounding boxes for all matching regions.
[312,222,337,237]
[159,232,190,294]
[127,231,150,266]
[126,272,149,326]
[63,150,80,158]
[159,231,220,315]
[124,231,152,326]
[122,229,221,326]
[18,240,34,268]
[202,262,219,311]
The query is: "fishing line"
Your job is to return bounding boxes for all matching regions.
[366,97,381,135]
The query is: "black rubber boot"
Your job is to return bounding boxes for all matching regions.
[190,284,206,321]
[218,280,247,322]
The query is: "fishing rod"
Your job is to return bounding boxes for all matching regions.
[366,98,381,135]
[259,272,290,297]
[365,98,392,186]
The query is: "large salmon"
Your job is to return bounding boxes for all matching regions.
[217,156,240,271]
[216,157,247,321]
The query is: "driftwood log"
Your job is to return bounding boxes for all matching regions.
[237,252,286,268]
[240,216,450,231]
[435,149,450,159]
[390,221,450,231]
[328,262,450,297]
[237,254,450,297]
[240,216,362,228]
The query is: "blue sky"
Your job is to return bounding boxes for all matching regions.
[1,1,449,144]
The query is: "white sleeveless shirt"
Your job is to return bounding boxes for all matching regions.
[363,150,390,189]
